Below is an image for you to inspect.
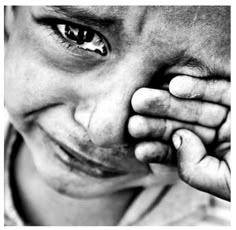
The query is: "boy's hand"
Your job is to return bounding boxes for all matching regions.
[128,76,230,201]
[169,76,230,201]
[128,87,227,163]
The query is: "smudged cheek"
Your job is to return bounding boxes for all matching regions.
[5,48,73,130]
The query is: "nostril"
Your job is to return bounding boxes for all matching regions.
[83,89,133,147]
[73,101,97,131]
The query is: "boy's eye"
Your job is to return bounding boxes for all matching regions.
[56,24,108,56]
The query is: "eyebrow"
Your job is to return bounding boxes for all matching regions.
[43,6,121,28]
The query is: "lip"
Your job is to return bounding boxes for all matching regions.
[41,127,128,178]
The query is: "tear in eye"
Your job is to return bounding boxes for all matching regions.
[57,24,108,56]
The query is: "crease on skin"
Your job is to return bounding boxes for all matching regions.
[136,6,148,35]
[87,102,97,132]
[190,6,201,28]
[185,92,201,98]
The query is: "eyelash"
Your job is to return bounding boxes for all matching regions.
[49,22,109,57]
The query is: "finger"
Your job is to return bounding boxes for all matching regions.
[134,141,175,164]
[172,129,230,201]
[217,111,231,142]
[132,88,227,127]
[128,115,215,145]
[169,76,230,107]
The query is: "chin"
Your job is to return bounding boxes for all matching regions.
[42,171,149,198]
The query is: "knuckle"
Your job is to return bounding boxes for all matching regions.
[144,90,170,114]
[132,88,171,115]
[217,111,231,141]
[222,86,230,105]
[144,91,168,114]
[200,103,227,127]
[161,146,175,164]
[204,129,216,145]
[158,119,169,140]
[211,106,227,126]
[194,126,216,145]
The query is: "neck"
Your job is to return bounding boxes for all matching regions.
[13,142,139,226]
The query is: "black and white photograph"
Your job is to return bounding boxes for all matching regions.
[3,2,231,226]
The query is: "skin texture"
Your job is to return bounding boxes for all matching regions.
[170,76,230,201]
[5,6,230,225]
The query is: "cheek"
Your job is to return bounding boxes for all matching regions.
[4,42,68,129]
[4,29,121,133]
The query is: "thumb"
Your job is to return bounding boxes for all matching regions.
[172,129,230,201]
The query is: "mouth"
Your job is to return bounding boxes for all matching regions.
[42,128,128,178]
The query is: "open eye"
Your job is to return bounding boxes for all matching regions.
[56,24,108,56]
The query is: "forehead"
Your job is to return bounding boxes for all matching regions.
[44,7,229,43]
[33,6,231,75]
[45,6,230,33]
[44,5,229,23]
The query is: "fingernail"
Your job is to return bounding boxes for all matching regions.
[172,134,182,150]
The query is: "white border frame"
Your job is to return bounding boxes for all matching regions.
[1,1,234,229]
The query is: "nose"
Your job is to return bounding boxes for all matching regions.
[74,54,157,147]
[87,85,132,147]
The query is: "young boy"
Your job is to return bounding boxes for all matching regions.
[4,6,230,225]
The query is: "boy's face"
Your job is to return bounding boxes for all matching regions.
[5,6,230,198]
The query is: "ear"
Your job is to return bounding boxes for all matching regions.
[4,6,17,44]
